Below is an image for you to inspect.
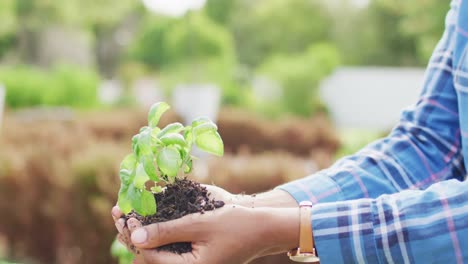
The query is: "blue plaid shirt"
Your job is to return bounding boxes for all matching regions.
[279,1,468,263]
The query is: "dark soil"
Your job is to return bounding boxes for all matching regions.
[124,178,225,254]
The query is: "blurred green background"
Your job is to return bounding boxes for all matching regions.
[0,0,447,263]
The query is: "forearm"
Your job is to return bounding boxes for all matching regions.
[234,189,299,208]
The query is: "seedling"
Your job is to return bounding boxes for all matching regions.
[117,102,224,216]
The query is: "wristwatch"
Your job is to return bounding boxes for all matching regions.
[287,201,320,263]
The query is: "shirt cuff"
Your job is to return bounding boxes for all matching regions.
[275,173,345,204]
[310,200,380,263]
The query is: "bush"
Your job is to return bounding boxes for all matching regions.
[128,13,235,70]
[0,65,99,108]
[256,43,340,117]
[0,108,339,264]
[229,0,332,67]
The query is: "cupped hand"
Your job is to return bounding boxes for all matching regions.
[128,205,299,264]
[201,184,236,203]
[112,184,237,261]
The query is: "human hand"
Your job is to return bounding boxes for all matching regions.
[128,205,300,264]
[112,184,235,260]
[113,207,147,263]
[201,184,236,203]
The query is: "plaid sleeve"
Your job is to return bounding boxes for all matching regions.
[312,179,468,263]
[277,1,468,263]
[277,0,464,204]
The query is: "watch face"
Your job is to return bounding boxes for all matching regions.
[290,254,320,263]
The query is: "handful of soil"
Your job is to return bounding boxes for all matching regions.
[124,178,225,254]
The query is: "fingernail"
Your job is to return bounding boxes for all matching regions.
[131,228,147,244]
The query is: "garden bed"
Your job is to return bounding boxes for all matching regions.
[0,108,339,264]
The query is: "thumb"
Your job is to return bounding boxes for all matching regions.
[131,214,206,249]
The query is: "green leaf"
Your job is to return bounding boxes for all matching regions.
[133,163,150,190]
[119,154,137,185]
[193,122,218,135]
[128,185,156,216]
[141,154,159,181]
[184,158,193,173]
[157,146,182,178]
[117,184,132,214]
[119,169,133,185]
[140,190,157,215]
[157,122,184,138]
[139,126,150,133]
[151,186,164,193]
[191,117,211,127]
[184,128,194,147]
[132,134,140,156]
[151,127,162,145]
[111,238,132,257]
[120,153,137,171]
[195,130,224,156]
[160,133,186,147]
[148,102,170,128]
[138,127,153,156]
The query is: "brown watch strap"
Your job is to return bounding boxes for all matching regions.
[288,201,319,263]
[299,205,314,253]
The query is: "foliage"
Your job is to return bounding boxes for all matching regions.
[229,0,331,68]
[0,0,450,114]
[12,0,137,30]
[375,0,447,63]
[128,13,235,70]
[128,13,241,106]
[0,65,99,108]
[335,129,384,159]
[0,108,338,264]
[331,0,447,66]
[204,0,235,26]
[111,239,133,264]
[117,102,224,216]
[257,43,340,117]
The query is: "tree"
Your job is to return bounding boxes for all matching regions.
[204,0,235,26]
[257,43,340,117]
[129,12,235,70]
[229,0,332,68]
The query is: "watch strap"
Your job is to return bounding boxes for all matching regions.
[299,205,314,253]
[288,201,320,263]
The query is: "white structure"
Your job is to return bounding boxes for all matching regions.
[0,85,4,130]
[142,0,206,17]
[172,84,221,125]
[133,78,165,108]
[320,67,425,130]
[98,80,123,105]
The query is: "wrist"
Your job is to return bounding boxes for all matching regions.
[254,207,300,256]
[234,190,299,208]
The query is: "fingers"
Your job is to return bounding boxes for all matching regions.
[127,217,194,264]
[117,233,133,252]
[112,206,123,221]
[115,218,125,234]
[112,205,126,237]
[127,218,142,232]
[131,214,205,249]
